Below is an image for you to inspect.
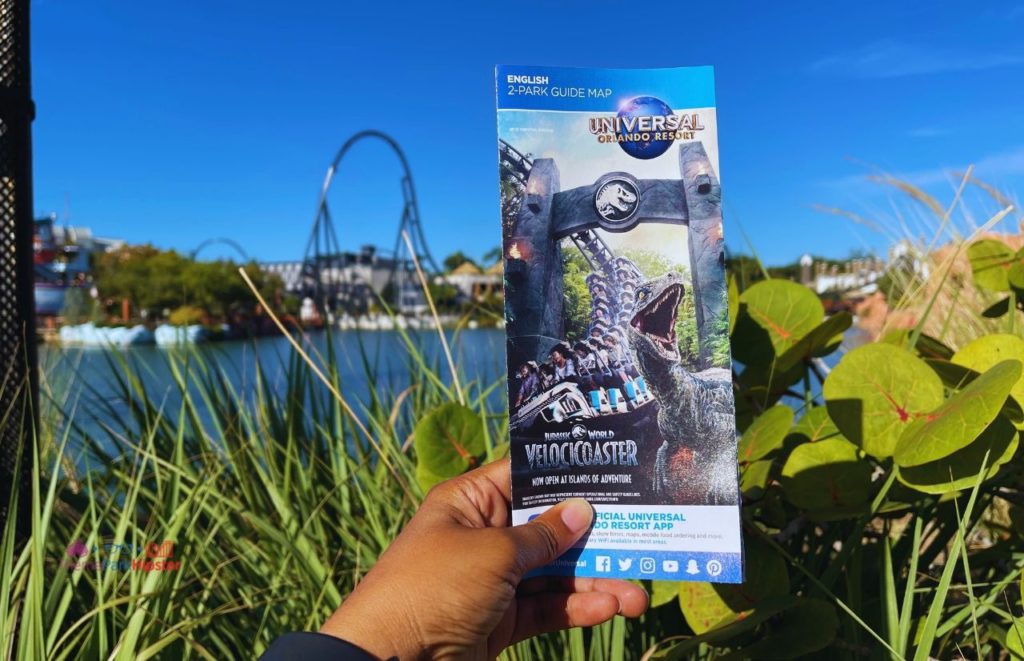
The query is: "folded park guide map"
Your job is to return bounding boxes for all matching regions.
[496,65,744,583]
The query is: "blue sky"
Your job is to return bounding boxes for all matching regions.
[31,1,1024,266]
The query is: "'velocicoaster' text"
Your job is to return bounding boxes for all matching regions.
[525,439,639,470]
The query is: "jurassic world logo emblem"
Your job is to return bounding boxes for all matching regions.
[594,175,641,231]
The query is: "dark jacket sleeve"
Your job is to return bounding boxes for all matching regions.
[260,632,388,660]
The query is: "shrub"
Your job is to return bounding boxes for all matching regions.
[168,304,205,326]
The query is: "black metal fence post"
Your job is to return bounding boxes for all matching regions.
[0,0,37,533]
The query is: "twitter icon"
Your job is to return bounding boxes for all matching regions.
[617,558,633,571]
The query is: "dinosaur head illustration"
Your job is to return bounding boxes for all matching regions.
[596,182,638,217]
[627,271,685,368]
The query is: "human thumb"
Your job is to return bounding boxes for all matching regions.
[505,498,594,573]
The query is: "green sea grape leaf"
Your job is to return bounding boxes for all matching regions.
[788,406,844,445]
[780,438,872,513]
[926,359,1024,425]
[894,360,1021,467]
[967,238,1014,291]
[740,459,774,499]
[655,596,799,659]
[953,334,1024,408]
[898,414,1018,494]
[738,405,794,463]
[678,537,789,635]
[1010,254,1024,292]
[925,359,979,390]
[878,330,954,360]
[650,580,681,608]
[415,463,450,492]
[824,343,945,458]
[719,598,838,660]
[737,359,804,398]
[1007,617,1024,659]
[775,312,852,370]
[732,280,823,367]
[413,402,487,490]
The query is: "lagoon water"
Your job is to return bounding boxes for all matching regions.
[40,325,871,448]
[42,328,509,443]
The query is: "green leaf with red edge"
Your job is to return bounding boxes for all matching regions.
[823,343,945,459]
[953,334,1024,409]
[413,402,487,490]
[898,414,1018,494]
[775,312,852,370]
[925,359,1024,425]
[738,404,794,463]
[967,238,1014,292]
[732,280,823,368]
[780,438,872,515]
[788,406,845,446]
[678,536,789,635]
[894,360,1021,467]
[740,459,774,500]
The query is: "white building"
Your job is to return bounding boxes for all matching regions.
[438,261,503,301]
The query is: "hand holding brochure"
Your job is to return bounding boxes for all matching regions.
[495,65,743,583]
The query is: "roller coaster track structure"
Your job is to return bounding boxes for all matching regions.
[302,131,443,315]
[190,237,249,262]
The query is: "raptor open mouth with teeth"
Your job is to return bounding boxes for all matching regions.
[630,283,683,360]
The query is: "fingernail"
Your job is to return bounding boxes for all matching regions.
[560,498,593,534]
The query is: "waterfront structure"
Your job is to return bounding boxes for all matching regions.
[34,215,125,316]
[441,261,503,301]
[801,252,886,297]
[263,244,425,314]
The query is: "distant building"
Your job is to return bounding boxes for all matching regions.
[261,245,426,314]
[35,214,125,277]
[802,252,886,296]
[34,215,126,316]
[442,261,503,301]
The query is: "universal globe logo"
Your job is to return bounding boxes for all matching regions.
[588,96,705,160]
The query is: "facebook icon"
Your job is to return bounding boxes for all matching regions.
[596,556,611,572]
